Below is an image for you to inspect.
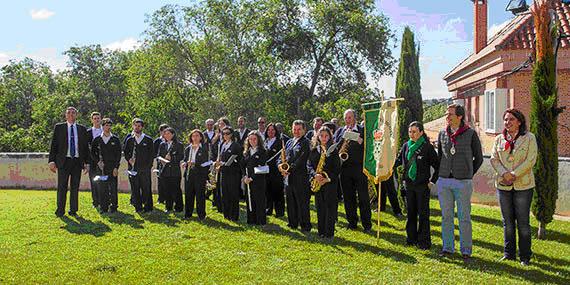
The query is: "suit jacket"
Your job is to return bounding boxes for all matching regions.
[219,141,242,175]
[183,143,210,178]
[333,125,364,167]
[241,148,268,189]
[234,128,250,146]
[124,134,155,171]
[281,136,310,176]
[91,135,122,175]
[157,140,184,177]
[265,136,283,178]
[48,122,90,168]
[308,145,341,183]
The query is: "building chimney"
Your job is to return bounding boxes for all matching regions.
[473,0,488,54]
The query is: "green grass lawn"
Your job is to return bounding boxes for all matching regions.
[0,190,569,284]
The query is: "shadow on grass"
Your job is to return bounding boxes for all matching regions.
[262,222,418,264]
[139,210,180,227]
[430,228,570,283]
[59,215,111,237]
[100,211,145,229]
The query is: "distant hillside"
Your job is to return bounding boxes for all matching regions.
[423,98,451,123]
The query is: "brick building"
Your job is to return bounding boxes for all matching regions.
[443,0,570,156]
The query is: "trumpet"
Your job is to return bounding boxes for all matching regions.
[277,139,290,173]
[311,145,330,193]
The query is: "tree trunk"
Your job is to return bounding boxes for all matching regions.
[537,221,546,240]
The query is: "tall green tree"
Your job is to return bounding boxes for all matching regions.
[529,0,564,239]
[395,27,422,147]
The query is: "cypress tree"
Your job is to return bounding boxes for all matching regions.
[529,0,564,239]
[395,27,423,148]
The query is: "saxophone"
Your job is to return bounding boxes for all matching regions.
[338,139,350,162]
[310,145,330,193]
[277,139,290,173]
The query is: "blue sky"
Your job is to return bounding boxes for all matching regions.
[0,0,519,99]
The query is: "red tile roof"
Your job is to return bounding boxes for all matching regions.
[444,0,570,81]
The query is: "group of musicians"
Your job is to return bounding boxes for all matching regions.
[48,106,378,240]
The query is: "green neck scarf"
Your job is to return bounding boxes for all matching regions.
[406,136,425,181]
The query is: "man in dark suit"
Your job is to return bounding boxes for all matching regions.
[86,111,102,208]
[48,107,90,217]
[235,116,250,146]
[305,117,324,141]
[279,120,311,232]
[333,109,371,232]
[124,118,155,213]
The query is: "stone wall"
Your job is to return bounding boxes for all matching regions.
[1,153,569,216]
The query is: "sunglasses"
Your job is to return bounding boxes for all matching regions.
[258,121,266,124]
[223,132,232,135]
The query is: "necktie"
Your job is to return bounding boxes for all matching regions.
[70,125,76,158]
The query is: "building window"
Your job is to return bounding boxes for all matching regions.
[484,89,508,133]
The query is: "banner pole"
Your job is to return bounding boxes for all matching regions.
[376,181,382,239]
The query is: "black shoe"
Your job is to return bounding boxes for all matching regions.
[363,227,372,233]
[406,241,417,247]
[55,212,64,217]
[439,250,452,257]
[346,224,358,230]
[520,260,530,266]
[462,254,472,263]
[287,224,298,230]
[395,213,404,219]
[135,208,143,213]
[301,228,311,233]
[417,244,431,250]
[109,209,117,213]
[68,211,78,217]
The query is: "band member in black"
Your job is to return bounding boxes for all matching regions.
[257,116,267,140]
[279,120,311,232]
[235,116,250,146]
[91,118,121,213]
[211,117,230,211]
[86,111,102,208]
[275,122,290,143]
[305,117,324,141]
[157,127,184,213]
[241,131,268,225]
[264,123,285,217]
[333,109,371,232]
[203,119,216,145]
[182,129,210,220]
[124,118,155,213]
[48,107,90,217]
[308,126,341,239]
[215,126,242,221]
[154,124,169,204]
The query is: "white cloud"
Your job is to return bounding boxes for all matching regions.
[104,37,141,52]
[30,9,55,20]
[489,19,511,38]
[0,48,67,72]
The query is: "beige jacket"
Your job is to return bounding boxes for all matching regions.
[490,132,537,191]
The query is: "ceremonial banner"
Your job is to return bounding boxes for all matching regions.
[363,99,402,184]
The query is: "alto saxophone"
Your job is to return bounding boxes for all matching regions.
[277,139,290,173]
[311,145,330,193]
[338,139,350,162]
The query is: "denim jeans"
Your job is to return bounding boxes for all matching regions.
[437,178,473,255]
[497,189,533,261]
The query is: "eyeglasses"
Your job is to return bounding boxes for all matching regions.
[258,121,266,124]
[223,132,232,135]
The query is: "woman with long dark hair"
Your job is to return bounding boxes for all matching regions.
[490,108,537,266]
[215,126,242,221]
[307,126,341,239]
[182,129,209,220]
[395,121,439,250]
[157,127,184,213]
[264,123,285,217]
[241,131,268,225]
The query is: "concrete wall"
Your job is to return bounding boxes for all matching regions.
[1,153,569,216]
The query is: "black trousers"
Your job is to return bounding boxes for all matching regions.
[213,175,223,213]
[157,175,165,203]
[99,175,118,212]
[162,176,183,211]
[88,166,99,207]
[130,170,153,212]
[379,175,402,214]
[184,171,207,219]
[316,182,338,237]
[55,158,82,215]
[246,178,267,225]
[405,183,431,247]
[266,173,285,216]
[286,174,311,231]
[341,167,371,229]
[220,170,240,221]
